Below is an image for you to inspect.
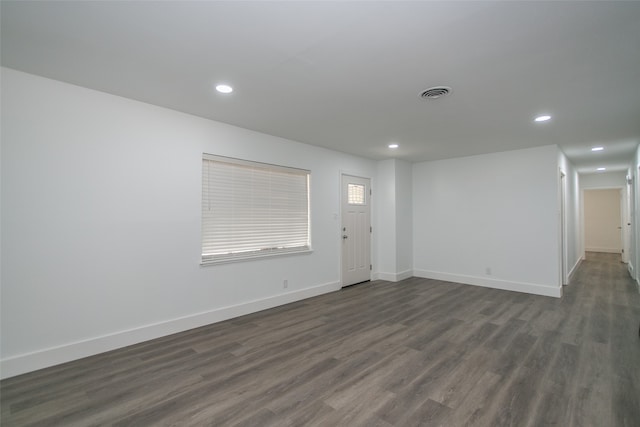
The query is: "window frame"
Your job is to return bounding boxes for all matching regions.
[201,153,312,265]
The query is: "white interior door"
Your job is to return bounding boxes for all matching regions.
[341,175,371,287]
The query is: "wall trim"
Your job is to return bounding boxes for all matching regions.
[413,269,562,298]
[1,281,341,379]
[627,262,635,281]
[568,257,583,284]
[585,247,621,254]
[377,269,413,282]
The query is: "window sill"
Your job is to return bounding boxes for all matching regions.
[200,248,313,267]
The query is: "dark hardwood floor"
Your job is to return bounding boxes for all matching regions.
[2,252,639,426]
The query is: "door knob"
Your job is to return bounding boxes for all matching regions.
[342,235,348,239]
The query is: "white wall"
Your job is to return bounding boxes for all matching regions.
[558,150,581,283]
[580,171,627,189]
[394,160,413,276]
[375,160,397,278]
[1,68,378,378]
[374,159,412,282]
[413,145,562,297]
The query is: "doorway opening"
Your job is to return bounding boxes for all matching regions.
[583,188,624,261]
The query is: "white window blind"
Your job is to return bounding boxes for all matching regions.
[202,154,311,264]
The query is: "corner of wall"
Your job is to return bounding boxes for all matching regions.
[568,257,583,284]
[377,270,413,282]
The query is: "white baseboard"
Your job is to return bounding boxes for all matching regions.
[376,269,413,282]
[1,281,341,380]
[397,269,413,281]
[585,247,621,254]
[413,269,562,298]
[568,257,583,283]
[628,262,635,280]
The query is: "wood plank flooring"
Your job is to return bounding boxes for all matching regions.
[2,252,639,426]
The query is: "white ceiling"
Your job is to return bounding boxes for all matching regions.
[2,1,639,173]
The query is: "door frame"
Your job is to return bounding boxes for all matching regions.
[634,167,639,282]
[559,170,568,285]
[340,172,373,287]
[622,184,631,264]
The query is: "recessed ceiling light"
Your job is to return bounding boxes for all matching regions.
[215,84,233,94]
[591,146,604,152]
[597,167,606,171]
[388,143,399,149]
[534,115,551,122]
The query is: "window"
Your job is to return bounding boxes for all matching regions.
[201,154,311,264]
[347,183,366,205]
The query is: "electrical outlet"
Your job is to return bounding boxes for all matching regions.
[283,279,288,289]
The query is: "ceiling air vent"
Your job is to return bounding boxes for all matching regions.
[420,86,451,100]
